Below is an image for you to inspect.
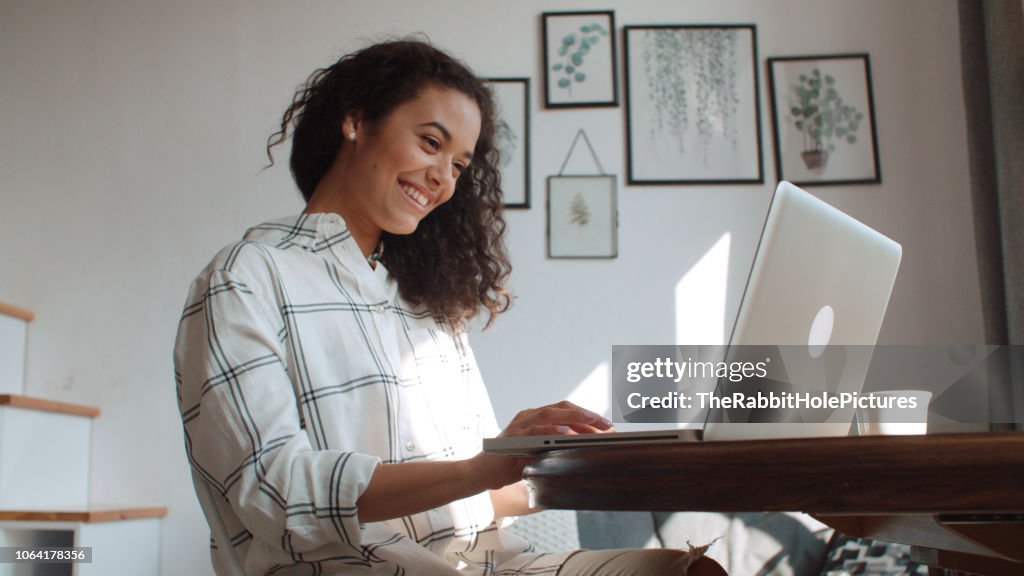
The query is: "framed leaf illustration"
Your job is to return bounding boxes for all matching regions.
[542,11,618,108]
[547,175,617,258]
[624,24,764,184]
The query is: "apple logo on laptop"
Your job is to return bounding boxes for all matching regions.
[808,305,834,358]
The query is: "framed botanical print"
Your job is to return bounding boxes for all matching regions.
[624,25,764,184]
[547,175,617,259]
[768,53,881,186]
[542,11,618,108]
[485,78,531,208]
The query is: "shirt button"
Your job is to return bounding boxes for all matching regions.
[375,305,386,314]
[405,441,416,451]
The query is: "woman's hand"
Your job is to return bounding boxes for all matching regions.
[469,401,614,490]
[501,400,614,437]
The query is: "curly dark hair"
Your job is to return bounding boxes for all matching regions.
[265,39,512,329]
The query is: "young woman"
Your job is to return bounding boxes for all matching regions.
[175,39,723,576]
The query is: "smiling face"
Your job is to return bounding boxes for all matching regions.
[309,84,482,256]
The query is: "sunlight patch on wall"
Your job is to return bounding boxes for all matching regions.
[675,232,731,345]
[567,361,610,417]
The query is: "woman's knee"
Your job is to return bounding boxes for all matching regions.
[688,556,727,576]
[557,548,727,575]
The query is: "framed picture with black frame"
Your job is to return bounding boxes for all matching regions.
[547,175,617,259]
[767,53,881,186]
[624,24,764,184]
[542,11,618,108]
[485,78,531,208]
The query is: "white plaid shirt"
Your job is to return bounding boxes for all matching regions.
[174,214,570,575]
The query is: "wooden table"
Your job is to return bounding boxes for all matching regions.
[523,432,1024,575]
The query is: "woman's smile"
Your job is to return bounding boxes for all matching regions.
[399,180,432,209]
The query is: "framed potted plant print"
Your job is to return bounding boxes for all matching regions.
[624,24,764,184]
[485,78,531,208]
[547,175,617,259]
[767,53,881,186]
[542,11,618,108]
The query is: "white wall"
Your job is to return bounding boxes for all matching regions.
[0,1,980,574]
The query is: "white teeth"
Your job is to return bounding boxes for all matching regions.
[401,185,428,207]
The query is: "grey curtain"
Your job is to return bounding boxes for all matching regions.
[958,0,1023,427]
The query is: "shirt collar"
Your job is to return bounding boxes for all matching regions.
[243,213,353,254]
[244,213,392,282]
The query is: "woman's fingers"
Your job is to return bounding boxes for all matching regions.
[564,421,613,434]
[503,402,613,437]
[534,406,611,427]
[519,424,573,436]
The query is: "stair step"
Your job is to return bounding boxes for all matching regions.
[0,398,92,509]
[0,506,167,522]
[0,394,100,418]
[0,305,30,396]
[0,507,165,576]
[0,302,34,322]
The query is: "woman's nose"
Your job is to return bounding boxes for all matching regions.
[427,158,455,190]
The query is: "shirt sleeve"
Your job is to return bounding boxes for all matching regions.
[175,261,381,555]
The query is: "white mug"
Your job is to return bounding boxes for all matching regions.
[856,390,932,436]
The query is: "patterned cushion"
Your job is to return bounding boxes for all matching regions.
[821,534,930,575]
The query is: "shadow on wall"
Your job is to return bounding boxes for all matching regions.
[566,231,734,424]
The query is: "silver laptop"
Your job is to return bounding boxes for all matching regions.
[484,181,902,454]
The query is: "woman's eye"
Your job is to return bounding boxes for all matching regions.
[422,136,441,150]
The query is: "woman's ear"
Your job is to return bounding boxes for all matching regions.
[342,111,363,142]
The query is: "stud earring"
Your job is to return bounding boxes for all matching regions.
[347,132,356,142]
